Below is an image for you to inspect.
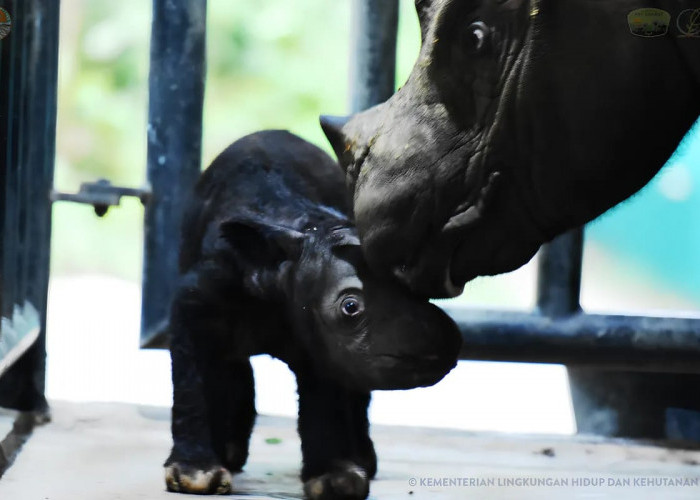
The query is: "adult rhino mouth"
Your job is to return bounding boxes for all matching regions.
[387,200,481,299]
[400,170,503,298]
[391,253,465,299]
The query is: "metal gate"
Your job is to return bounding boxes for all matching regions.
[0,0,699,442]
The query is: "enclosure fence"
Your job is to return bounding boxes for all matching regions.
[0,0,698,442]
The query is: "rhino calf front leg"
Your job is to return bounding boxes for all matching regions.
[303,463,370,500]
[296,371,376,500]
[164,463,232,495]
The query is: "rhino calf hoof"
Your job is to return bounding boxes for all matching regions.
[303,466,369,500]
[165,463,232,495]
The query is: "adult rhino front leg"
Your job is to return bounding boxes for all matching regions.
[295,366,376,500]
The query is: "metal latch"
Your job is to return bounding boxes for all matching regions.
[51,179,152,217]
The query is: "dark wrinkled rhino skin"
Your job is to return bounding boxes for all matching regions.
[164,131,461,498]
[322,0,700,298]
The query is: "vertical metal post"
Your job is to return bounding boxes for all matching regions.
[0,0,60,413]
[141,0,207,348]
[0,0,23,320]
[536,228,583,318]
[23,0,59,415]
[538,229,700,440]
[348,0,399,113]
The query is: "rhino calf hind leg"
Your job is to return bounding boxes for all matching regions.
[208,359,256,472]
[296,371,376,500]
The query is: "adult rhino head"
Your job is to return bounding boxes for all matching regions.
[322,0,700,298]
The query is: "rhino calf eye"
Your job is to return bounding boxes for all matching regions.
[341,296,364,317]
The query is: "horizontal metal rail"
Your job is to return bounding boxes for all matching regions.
[445,306,700,373]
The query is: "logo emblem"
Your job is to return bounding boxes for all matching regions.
[0,8,11,40]
[677,8,700,38]
[628,8,671,37]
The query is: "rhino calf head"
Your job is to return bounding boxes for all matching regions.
[323,0,699,298]
[273,222,462,391]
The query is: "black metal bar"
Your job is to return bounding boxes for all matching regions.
[20,0,59,414]
[0,0,24,320]
[0,19,6,326]
[0,0,60,413]
[348,0,399,112]
[445,306,700,372]
[536,228,584,317]
[141,0,207,348]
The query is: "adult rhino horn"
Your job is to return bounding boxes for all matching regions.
[415,0,437,42]
[320,114,352,164]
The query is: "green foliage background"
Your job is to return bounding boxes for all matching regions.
[52,0,421,282]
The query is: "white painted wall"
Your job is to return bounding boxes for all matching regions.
[45,275,575,434]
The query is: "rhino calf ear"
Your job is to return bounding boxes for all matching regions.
[220,218,307,263]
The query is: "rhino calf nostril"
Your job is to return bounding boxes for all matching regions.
[392,264,409,280]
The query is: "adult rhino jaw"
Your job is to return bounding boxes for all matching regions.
[323,0,699,298]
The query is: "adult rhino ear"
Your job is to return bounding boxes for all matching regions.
[220,217,307,263]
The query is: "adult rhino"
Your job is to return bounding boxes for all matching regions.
[322,0,700,298]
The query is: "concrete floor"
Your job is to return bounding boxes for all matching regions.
[0,400,699,499]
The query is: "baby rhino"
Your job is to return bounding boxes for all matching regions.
[164,130,461,499]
